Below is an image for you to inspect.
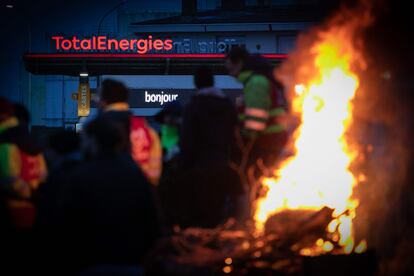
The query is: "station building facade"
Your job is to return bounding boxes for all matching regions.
[23,1,326,132]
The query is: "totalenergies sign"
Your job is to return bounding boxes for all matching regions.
[52,36,173,54]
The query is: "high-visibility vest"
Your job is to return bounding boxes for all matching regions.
[5,146,47,228]
[130,116,162,185]
[104,104,162,185]
[237,70,287,135]
[0,117,47,228]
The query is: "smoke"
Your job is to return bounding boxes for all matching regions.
[276,0,373,108]
[348,1,414,274]
[351,1,414,273]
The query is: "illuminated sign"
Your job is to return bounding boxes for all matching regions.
[90,89,243,109]
[52,36,173,54]
[145,91,178,106]
[78,80,91,117]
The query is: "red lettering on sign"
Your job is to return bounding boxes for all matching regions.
[137,39,148,54]
[119,39,129,51]
[153,40,164,50]
[108,39,118,50]
[97,36,106,50]
[164,39,173,51]
[52,36,63,50]
[61,39,72,50]
[72,36,80,50]
[80,39,91,50]
[51,35,173,54]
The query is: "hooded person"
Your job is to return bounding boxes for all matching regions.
[97,79,162,185]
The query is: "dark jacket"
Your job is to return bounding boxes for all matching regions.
[99,109,132,152]
[180,87,239,166]
[36,152,82,229]
[54,153,161,271]
[160,88,243,228]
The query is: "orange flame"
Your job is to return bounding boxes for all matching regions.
[254,3,373,255]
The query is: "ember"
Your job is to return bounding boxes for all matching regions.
[146,215,375,275]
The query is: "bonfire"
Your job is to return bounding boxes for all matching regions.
[147,1,376,275]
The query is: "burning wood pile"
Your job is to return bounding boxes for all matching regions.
[148,1,378,275]
[147,208,373,275]
[146,208,334,275]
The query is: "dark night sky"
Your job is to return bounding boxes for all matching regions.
[0,0,182,55]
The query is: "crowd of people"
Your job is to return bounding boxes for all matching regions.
[0,47,290,275]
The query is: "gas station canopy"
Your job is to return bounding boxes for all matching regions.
[23,53,287,76]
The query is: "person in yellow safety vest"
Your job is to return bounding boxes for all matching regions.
[0,97,47,229]
[96,79,162,185]
[225,47,289,177]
